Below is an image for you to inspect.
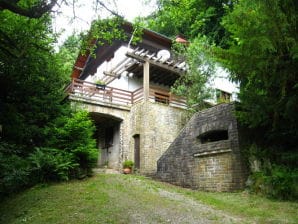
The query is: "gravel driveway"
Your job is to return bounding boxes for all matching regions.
[101,173,245,224]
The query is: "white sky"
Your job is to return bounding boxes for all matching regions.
[53,0,157,44]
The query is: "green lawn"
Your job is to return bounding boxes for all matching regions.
[0,174,297,224]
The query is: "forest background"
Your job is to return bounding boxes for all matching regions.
[0,0,297,200]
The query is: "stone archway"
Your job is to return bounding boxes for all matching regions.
[89,112,123,169]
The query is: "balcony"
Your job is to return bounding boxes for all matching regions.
[66,78,187,110]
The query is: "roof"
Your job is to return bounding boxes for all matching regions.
[70,21,186,85]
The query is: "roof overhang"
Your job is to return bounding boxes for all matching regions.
[70,21,186,85]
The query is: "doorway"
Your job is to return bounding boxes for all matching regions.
[133,134,140,169]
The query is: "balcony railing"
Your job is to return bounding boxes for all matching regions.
[66,78,186,109]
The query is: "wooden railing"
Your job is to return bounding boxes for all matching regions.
[149,87,187,108]
[67,78,133,106]
[67,78,186,108]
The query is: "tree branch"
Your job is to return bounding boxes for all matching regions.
[0,0,58,18]
[96,0,123,19]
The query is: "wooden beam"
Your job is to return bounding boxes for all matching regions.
[143,61,150,101]
[126,51,185,75]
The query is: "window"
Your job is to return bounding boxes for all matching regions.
[198,130,229,144]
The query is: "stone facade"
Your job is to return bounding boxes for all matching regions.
[72,99,187,175]
[128,101,188,174]
[156,103,247,192]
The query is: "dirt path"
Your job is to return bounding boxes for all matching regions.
[101,174,245,224]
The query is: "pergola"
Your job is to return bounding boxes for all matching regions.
[102,47,187,101]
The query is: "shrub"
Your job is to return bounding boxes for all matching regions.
[123,160,134,169]
[28,147,78,182]
[0,142,30,198]
[46,110,98,177]
[269,165,298,200]
[245,144,298,200]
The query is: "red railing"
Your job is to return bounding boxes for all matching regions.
[67,78,186,108]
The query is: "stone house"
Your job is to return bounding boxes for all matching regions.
[66,22,239,177]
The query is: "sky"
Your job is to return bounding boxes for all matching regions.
[53,0,157,44]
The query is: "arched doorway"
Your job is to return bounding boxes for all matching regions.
[89,112,123,169]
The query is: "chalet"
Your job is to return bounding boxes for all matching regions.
[66,22,238,176]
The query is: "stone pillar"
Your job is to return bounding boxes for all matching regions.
[143,61,150,101]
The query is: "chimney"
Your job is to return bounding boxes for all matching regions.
[175,35,189,45]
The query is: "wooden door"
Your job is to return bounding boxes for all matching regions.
[134,134,140,169]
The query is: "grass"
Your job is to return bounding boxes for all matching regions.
[178,189,298,223]
[0,174,297,224]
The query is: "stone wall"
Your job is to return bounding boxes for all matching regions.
[78,100,187,174]
[156,103,247,192]
[128,101,188,174]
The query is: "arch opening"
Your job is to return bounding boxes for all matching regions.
[198,130,229,144]
[89,112,123,169]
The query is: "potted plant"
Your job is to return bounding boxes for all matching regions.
[95,80,106,90]
[122,160,134,174]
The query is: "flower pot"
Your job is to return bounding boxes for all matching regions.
[96,84,106,90]
[123,167,132,174]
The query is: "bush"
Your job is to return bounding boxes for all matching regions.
[245,144,298,200]
[28,147,78,182]
[46,110,98,177]
[0,110,98,197]
[269,165,298,200]
[0,142,30,198]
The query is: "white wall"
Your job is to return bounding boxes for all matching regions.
[84,45,239,102]
[206,66,239,103]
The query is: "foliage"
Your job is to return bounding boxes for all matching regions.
[218,0,298,199]
[0,0,58,18]
[46,110,98,176]
[56,33,82,79]
[0,9,98,196]
[80,17,127,56]
[147,0,232,47]
[217,0,298,147]
[171,37,214,111]
[122,160,134,169]
[0,142,30,197]
[28,147,78,182]
[248,166,298,200]
[244,144,298,200]
[0,10,69,148]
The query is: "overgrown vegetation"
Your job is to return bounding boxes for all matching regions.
[148,0,298,200]
[0,110,98,198]
[0,8,97,198]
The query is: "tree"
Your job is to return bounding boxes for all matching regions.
[147,0,232,47]
[0,8,97,195]
[0,11,67,147]
[57,33,82,78]
[0,0,122,19]
[218,0,298,147]
[171,37,214,111]
[0,0,58,18]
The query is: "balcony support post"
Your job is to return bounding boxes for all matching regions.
[143,61,150,101]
